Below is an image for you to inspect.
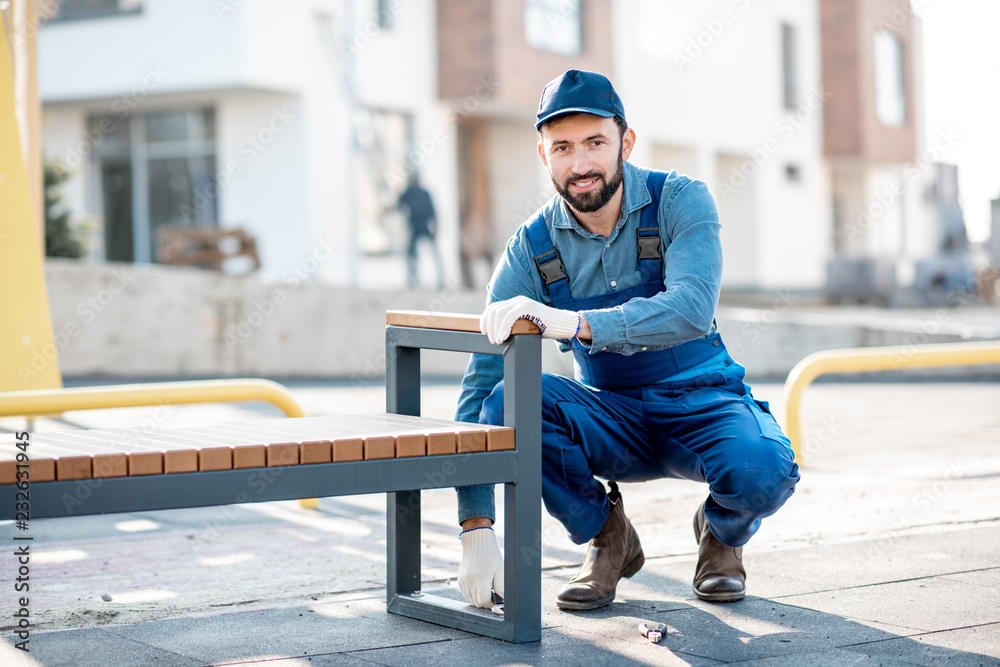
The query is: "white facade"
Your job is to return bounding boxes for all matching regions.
[39,0,454,287]
[617,0,829,289]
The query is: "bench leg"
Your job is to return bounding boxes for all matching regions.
[383,326,542,642]
[501,333,543,642]
[387,490,421,596]
[386,332,423,597]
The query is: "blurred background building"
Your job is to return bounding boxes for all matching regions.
[26,0,990,298]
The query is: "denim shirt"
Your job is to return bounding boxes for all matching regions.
[455,160,722,424]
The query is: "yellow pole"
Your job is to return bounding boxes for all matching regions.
[25,0,43,251]
[782,340,1000,464]
[8,0,43,249]
[0,6,63,392]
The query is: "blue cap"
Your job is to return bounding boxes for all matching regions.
[535,69,626,130]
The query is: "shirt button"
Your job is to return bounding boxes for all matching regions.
[610,281,617,287]
[601,347,607,351]
[641,346,648,351]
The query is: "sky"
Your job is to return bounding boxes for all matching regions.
[918,0,1000,243]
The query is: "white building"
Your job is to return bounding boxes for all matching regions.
[617,0,829,290]
[40,0,452,287]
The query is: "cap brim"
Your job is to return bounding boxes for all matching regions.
[535,107,616,129]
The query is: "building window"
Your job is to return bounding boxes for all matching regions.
[874,30,906,127]
[89,108,217,263]
[49,0,143,22]
[525,0,582,55]
[781,23,798,110]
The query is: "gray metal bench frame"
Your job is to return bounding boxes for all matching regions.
[0,323,542,643]
[384,323,542,643]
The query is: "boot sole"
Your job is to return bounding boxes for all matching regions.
[692,586,745,603]
[556,551,645,611]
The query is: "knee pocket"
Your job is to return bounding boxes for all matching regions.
[711,461,797,516]
[743,395,790,446]
[710,399,800,514]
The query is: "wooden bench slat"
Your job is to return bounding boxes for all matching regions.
[328,415,454,456]
[34,436,128,479]
[363,414,511,452]
[46,429,172,476]
[0,450,19,485]
[185,424,295,468]
[0,447,55,484]
[19,442,92,482]
[184,421,362,464]
[0,415,516,485]
[385,310,540,335]
[184,424,303,469]
[268,416,451,459]
[195,420,394,462]
[105,431,234,472]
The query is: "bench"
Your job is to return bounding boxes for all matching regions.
[0,312,543,643]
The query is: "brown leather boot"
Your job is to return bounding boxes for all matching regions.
[556,482,644,611]
[693,500,746,602]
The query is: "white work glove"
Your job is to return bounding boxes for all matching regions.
[457,527,505,608]
[481,295,580,345]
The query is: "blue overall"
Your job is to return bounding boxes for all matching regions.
[478,171,800,547]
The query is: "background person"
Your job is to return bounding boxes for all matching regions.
[396,173,445,289]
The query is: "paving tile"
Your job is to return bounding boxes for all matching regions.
[345,627,722,667]
[2,628,203,667]
[940,568,1000,590]
[780,571,1000,633]
[634,598,940,664]
[844,624,1000,666]
[418,570,692,629]
[222,655,381,667]
[107,600,472,664]
[729,647,926,665]
[746,527,1000,599]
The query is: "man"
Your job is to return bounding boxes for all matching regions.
[454,70,800,611]
[396,173,446,289]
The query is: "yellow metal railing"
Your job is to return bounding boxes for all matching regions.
[782,340,1000,463]
[0,379,307,419]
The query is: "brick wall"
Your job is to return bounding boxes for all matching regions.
[821,0,862,156]
[821,0,918,162]
[437,0,495,100]
[859,0,918,163]
[437,0,613,112]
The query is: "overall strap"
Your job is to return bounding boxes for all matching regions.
[525,212,572,302]
[636,170,669,283]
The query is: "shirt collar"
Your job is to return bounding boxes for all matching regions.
[550,161,652,236]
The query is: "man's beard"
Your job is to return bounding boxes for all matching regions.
[553,150,625,214]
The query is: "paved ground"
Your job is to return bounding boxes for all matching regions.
[1,378,999,666]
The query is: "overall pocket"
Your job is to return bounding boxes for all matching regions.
[742,395,790,445]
